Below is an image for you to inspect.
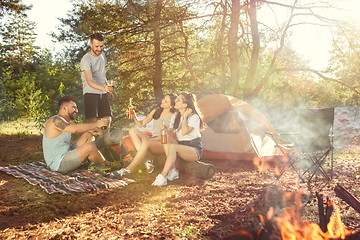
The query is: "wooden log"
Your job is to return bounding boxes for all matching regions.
[334,184,360,214]
[325,196,333,228]
[153,154,216,179]
[316,192,327,233]
[176,157,216,180]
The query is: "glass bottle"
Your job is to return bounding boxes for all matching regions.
[127,98,134,119]
[161,120,168,144]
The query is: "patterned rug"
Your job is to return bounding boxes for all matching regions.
[0,161,134,194]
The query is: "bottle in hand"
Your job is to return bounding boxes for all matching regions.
[108,80,115,91]
[127,98,134,119]
[161,120,167,144]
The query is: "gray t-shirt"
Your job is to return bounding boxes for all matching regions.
[80,52,107,94]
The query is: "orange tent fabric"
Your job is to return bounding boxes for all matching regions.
[198,94,282,161]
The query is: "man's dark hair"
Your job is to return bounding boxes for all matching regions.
[90,33,104,42]
[58,96,76,108]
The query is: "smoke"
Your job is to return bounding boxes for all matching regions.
[241,97,338,186]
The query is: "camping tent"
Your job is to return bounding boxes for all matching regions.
[198,94,282,161]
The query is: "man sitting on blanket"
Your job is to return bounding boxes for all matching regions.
[43,96,122,173]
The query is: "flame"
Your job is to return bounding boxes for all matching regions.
[274,165,281,177]
[253,156,273,173]
[253,156,282,178]
[237,198,353,240]
[266,206,274,220]
[274,203,353,240]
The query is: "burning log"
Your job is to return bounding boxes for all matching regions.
[224,191,354,240]
[316,192,334,233]
[317,192,326,233]
[334,184,360,214]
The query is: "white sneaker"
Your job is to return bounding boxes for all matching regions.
[110,168,131,177]
[152,174,167,186]
[144,159,154,173]
[166,168,179,181]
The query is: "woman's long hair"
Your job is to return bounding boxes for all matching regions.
[173,92,205,130]
[153,93,177,120]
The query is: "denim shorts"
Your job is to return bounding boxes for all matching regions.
[178,137,202,160]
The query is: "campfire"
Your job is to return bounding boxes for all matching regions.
[225,157,357,240]
[226,193,354,240]
[262,203,352,239]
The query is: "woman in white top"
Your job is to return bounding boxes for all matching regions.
[112,93,176,177]
[152,92,205,186]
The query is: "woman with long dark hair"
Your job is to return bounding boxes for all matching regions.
[152,92,205,186]
[112,93,177,177]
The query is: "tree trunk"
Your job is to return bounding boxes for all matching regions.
[217,0,227,93]
[153,0,163,102]
[228,0,241,96]
[244,0,259,100]
[178,20,202,90]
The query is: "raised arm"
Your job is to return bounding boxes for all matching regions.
[180,109,195,136]
[133,108,157,128]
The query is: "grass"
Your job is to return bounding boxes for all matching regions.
[0,118,42,135]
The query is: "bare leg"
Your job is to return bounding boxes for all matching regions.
[76,132,94,146]
[148,140,166,154]
[160,144,198,177]
[129,128,150,151]
[162,143,171,157]
[125,139,149,172]
[76,142,111,166]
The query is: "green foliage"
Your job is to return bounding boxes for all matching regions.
[326,25,360,106]
[0,13,37,74]
[0,71,14,120]
[0,0,30,18]
[2,0,360,124]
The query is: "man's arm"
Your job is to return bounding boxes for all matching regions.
[83,70,113,93]
[83,70,108,92]
[53,116,108,134]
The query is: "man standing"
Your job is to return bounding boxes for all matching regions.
[81,33,113,131]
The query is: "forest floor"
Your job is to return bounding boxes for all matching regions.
[0,107,360,239]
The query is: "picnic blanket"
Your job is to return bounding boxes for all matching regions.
[0,161,134,194]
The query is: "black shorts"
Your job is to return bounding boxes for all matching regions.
[178,137,203,160]
[84,93,112,119]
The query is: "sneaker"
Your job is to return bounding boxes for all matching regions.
[110,168,131,178]
[152,174,167,186]
[166,168,179,181]
[144,159,154,173]
[88,162,112,172]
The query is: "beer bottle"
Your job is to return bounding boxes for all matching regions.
[127,98,134,119]
[161,120,168,144]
